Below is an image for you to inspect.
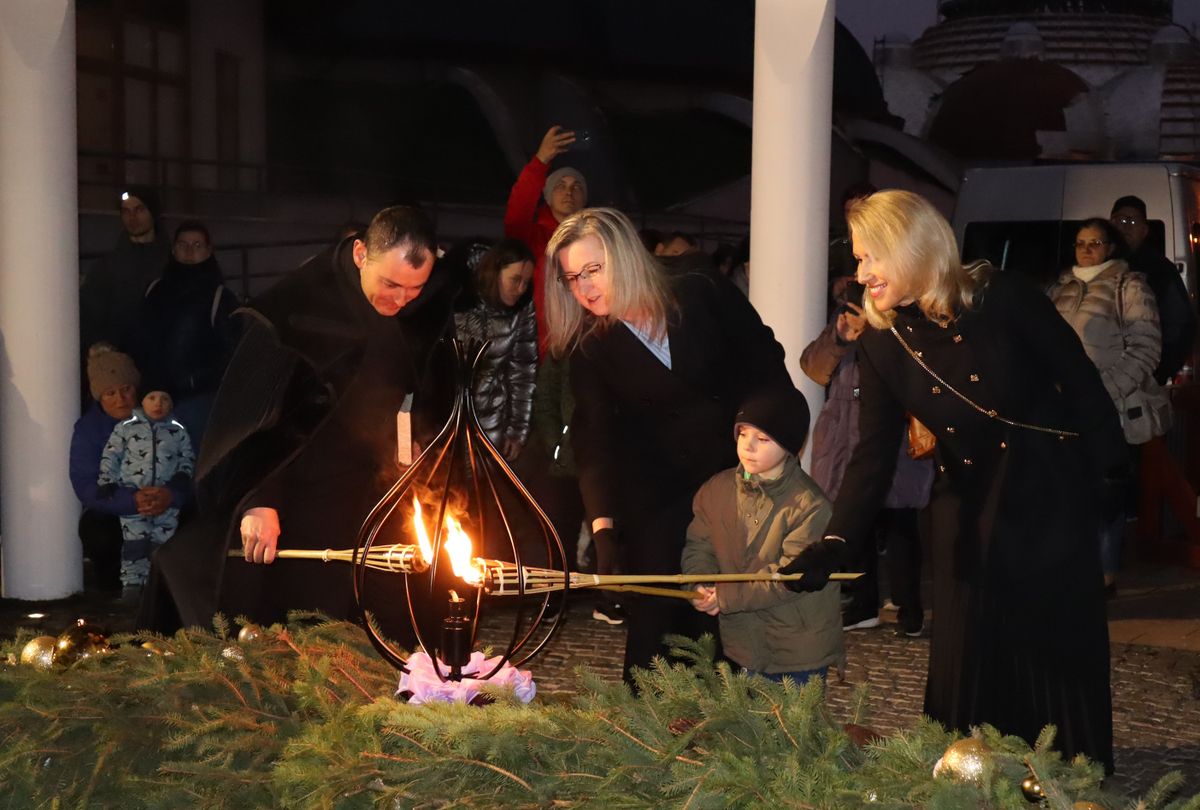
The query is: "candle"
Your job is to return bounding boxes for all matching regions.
[441,590,473,679]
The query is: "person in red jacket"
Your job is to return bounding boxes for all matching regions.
[505,125,589,357]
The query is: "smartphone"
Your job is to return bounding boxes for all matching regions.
[571,128,594,152]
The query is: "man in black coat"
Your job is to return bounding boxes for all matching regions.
[1111,195,1196,385]
[141,206,457,639]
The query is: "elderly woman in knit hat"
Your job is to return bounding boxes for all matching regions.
[69,344,184,591]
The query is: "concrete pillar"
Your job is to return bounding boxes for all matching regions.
[0,0,82,598]
[749,0,835,467]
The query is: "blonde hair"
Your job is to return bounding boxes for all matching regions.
[847,190,991,329]
[544,207,675,357]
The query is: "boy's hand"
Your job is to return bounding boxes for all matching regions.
[690,585,719,616]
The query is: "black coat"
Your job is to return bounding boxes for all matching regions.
[568,262,791,679]
[144,238,457,635]
[826,271,1126,770]
[1127,242,1196,385]
[128,256,239,398]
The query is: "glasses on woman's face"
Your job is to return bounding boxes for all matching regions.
[559,262,604,289]
[1074,239,1108,250]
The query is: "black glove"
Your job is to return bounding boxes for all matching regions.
[779,538,847,592]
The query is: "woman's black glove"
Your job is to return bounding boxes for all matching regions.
[779,538,847,592]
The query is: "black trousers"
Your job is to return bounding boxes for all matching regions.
[845,506,925,631]
[78,510,122,589]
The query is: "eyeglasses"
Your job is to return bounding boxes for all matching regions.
[175,240,207,251]
[1074,240,1108,250]
[559,262,604,288]
[1113,216,1143,227]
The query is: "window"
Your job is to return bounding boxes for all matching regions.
[962,219,1167,290]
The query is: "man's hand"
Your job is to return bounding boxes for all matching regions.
[501,438,523,461]
[135,486,172,517]
[779,538,847,592]
[240,507,281,564]
[836,301,866,343]
[536,125,576,164]
[690,584,720,616]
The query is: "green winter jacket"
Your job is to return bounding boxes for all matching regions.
[681,455,843,675]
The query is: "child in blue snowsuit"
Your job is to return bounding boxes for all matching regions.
[99,390,194,588]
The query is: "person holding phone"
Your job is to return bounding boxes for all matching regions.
[505,125,590,358]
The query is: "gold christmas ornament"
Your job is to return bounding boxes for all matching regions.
[19,636,58,669]
[141,640,170,657]
[237,624,262,644]
[1073,803,1105,810]
[932,738,992,784]
[1021,776,1044,802]
[54,620,110,665]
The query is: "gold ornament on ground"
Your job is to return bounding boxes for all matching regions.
[54,620,110,665]
[932,738,992,783]
[1021,775,1045,802]
[237,624,263,644]
[19,636,58,669]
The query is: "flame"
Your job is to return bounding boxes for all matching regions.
[412,496,434,564]
[443,514,483,585]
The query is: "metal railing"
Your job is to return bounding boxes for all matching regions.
[938,0,1172,19]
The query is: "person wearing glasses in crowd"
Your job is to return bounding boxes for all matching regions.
[1049,218,1164,597]
[1109,196,1196,386]
[780,191,1127,772]
[544,207,792,684]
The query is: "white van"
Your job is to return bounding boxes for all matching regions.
[952,162,1200,296]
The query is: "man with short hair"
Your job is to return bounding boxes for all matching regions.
[505,125,589,356]
[143,206,457,635]
[80,187,171,353]
[1111,195,1196,385]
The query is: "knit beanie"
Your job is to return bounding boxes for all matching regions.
[87,345,140,401]
[543,167,587,206]
[733,385,811,457]
[120,185,162,222]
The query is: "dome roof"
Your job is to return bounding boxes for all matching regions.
[927,58,1088,159]
[914,13,1166,80]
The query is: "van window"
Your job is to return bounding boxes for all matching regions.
[961,221,1069,289]
[962,220,1167,290]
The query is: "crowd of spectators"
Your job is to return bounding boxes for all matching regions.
[67,126,1195,775]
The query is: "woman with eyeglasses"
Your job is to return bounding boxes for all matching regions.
[544,207,792,683]
[780,191,1127,772]
[1049,217,1165,597]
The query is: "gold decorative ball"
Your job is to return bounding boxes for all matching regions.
[237,624,262,644]
[1073,803,1105,810]
[54,619,110,665]
[19,636,58,669]
[1021,776,1044,802]
[932,738,992,784]
[141,640,169,657]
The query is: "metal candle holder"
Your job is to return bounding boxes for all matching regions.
[352,340,569,682]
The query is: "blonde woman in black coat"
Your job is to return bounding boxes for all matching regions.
[545,207,791,683]
[782,190,1127,771]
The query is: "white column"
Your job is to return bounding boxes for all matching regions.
[749,0,835,468]
[0,0,81,599]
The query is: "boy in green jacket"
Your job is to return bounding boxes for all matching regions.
[682,385,843,684]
